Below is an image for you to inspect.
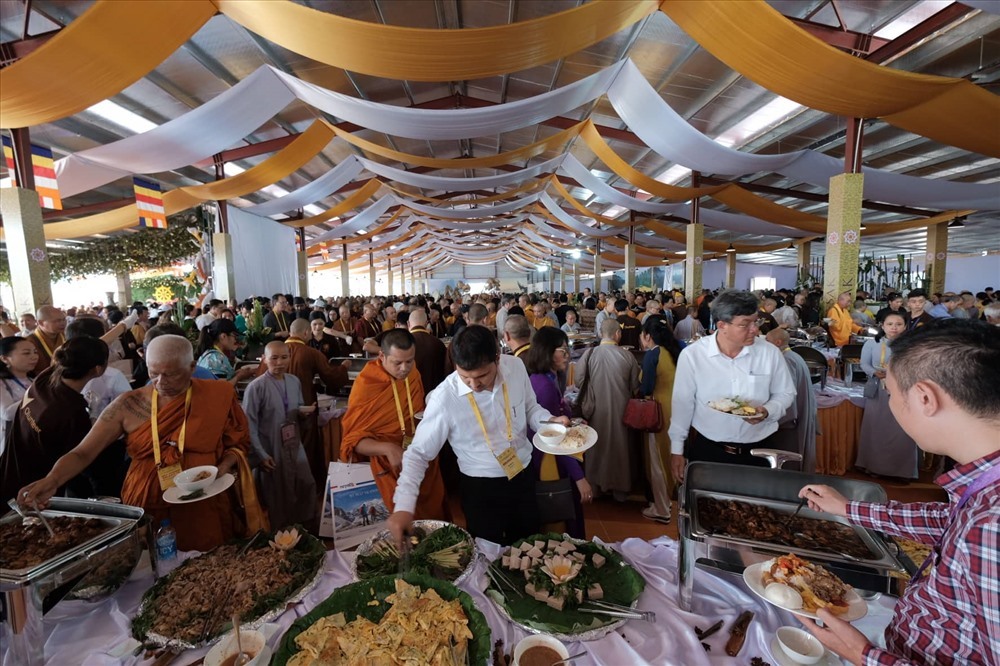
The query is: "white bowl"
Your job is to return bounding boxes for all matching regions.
[204,629,267,666]
[536,423,567,447]
[776,626,825,664]
[513,634,569,666]
[173,465,218,493]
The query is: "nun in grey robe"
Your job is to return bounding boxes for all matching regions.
[574,335,641,498]
[775,348,818,473]
[242,372,318,529]
[856,337,919,479]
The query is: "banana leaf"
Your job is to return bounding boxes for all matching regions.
[485,533,645,635]
[272,572,492,665]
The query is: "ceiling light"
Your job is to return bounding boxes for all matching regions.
[726,243,736,253]
[85,100,158,134]
[570,249,581,260]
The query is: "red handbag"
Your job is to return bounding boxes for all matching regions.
[622,398,663,432]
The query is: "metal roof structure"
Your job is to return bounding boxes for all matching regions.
[1,0,998,272]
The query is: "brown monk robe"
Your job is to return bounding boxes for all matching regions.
[123,378,251,551]
[340,332,448,519]
[263,319,350,487]
[26,306,68,374]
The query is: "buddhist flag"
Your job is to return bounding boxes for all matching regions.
[133,177,167,228]
[1,137,63,209]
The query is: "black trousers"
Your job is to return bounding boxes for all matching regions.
[459,469,540,545]
[685,431,772,468]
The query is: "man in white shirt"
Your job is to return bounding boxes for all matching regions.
[495,295,513,336]
[388,325,570,545]
[669,290,796,483]
[194,300,223,331]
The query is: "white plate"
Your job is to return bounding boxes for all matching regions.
[769,637,841,666]
[163,473,235,504]
[744,561,867,622]
[709,406,765,420]
[532,425,597,456]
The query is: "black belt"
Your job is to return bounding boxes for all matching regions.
[704,439,753,456]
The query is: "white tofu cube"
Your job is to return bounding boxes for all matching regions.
[520,557,531,571]
[501,555,510,568]
[592,553,606,569]
[587,584,604,600]
[546,595,565,611]
[534,540,545,550]
[509,555,521,570]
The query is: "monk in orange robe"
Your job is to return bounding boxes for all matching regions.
[17,335,258,552]
[340,330,448,519]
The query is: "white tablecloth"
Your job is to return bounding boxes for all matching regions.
[815,378,866,409]
[2,537,897,666]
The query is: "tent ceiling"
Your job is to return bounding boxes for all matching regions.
[0,0,998,271]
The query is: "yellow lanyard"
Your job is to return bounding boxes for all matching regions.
[879,341,887,368]
[286,338,305,345]
[276,312,287,332]
[466,382,512,455]
[339,319,349,332]
[410,327,429,334]
[151,386,193,468]
[391,377,415,436]
[514,344,530,357]
[34,330,63,359]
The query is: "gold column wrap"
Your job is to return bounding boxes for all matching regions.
[726,252,737,289]
[685,223,704,302]
[822,173,864,309]
[624,244,637,292]
[216,0,657,82]
[297,251,309,297]
[340,251,351,298]
[926,223,949,295]
[0,0,215,128]
[37,120,336,239]
[574,260,581,295]
[1,188,53,313]
[797,241,812,275]
[659,0,999,157]
[593,248,602,293]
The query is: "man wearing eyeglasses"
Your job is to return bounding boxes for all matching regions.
[668,290,796,482]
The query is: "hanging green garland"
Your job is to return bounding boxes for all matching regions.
[0,208,210,284]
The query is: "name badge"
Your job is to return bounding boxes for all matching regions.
[495,447,525,480]
[157,463,182,491]
[280,422,297,449]
[401,435,414,450]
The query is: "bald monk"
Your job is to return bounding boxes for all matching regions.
[340,330,448,519]
[281,319,351,487]
[29,305,137,373]
[17,335,256,551]
[406,308,450,394]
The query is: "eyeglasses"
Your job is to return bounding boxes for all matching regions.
[725,319,763,330]
[555,347,571,356]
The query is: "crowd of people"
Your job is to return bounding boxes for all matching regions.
[0,282,997,665]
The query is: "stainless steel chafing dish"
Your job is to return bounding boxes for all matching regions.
[1,498,145,666]
[678,462,914,612]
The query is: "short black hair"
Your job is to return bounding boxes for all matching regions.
[889,319,1000,420]
[381,329,415,355]
[614,299,629,313]
[450,324,499,370]
[907,288,928,299]
[66,317,105,340]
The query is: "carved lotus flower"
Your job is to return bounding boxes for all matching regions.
[540,555,581,585]
[269,528,301,552]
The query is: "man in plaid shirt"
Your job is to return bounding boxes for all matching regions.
[799,319,999,665]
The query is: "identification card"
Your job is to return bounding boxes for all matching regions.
[157,463,182,491]
[280,421,297,449]
[495,446,525,480]
[401,435,414,450]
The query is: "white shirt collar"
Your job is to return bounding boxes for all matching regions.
[452,360,507,397]
[705,331,752,359]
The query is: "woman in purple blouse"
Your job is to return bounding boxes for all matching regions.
[524,327,591,538]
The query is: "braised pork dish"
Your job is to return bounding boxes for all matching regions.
[0,516,111,570]
[698,497,874,559]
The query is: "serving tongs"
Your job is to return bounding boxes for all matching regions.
[7,497,56,539]
[578,600,654,622]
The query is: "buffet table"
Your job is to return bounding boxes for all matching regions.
[815,380,866,476]
[2,536,897,666]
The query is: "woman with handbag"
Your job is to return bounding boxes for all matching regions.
[638,317,682,524]
[855,313,919,480]
[524,328,591,538]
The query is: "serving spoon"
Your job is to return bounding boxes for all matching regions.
[231,614,251,666]
[7,498,56,539]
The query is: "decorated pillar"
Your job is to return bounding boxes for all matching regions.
[821,173,864,309]
[296,251,309,298]
[926,223,948,294]
[1,188,52,314]
[211,232,237,302]
[796,241,811,276]
[386,258,394,296]
[725,251,737,289]
[573,259,581,295]
[593,241,602,293]
[685,223,704,302]
[368,250,376,297]
[115,272,133,307]
[340,244,350,298]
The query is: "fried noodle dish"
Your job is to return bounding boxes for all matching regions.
[762,554,852,615]
[290,579,472,665]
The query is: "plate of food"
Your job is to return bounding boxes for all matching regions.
[743,554,867,622]
[484,533,646,641]
[708,397,765,419]
[131,527,326,650]
[353,520,476,585]
[163,473,235,504]
[532,424,598,456]
[271,573,492,665]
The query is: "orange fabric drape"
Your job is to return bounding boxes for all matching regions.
[659,0,999,156]
[815,401,863,475]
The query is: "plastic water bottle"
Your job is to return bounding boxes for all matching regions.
[155,519,178,575]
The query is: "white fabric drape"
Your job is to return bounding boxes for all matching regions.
[359,156,564,191]
[228,206,298,299]
[398,192,541,219]
[308,196,396,243]
[558,154,677,214]
[607,60,999,210]
[246,157,365,216]
[539,193,625,237]
[409,214,527,231]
